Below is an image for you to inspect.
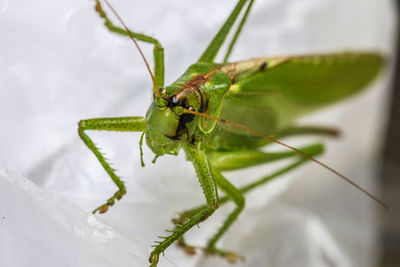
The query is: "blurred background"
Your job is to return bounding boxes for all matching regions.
[380,1,400,266]
[0,0,399,267]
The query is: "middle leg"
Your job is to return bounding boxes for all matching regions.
[175,143,325,259]
[206,169,245,263]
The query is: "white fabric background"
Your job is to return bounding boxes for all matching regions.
[0,0,396,267]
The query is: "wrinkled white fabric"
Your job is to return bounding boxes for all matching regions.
[0,0,396,267]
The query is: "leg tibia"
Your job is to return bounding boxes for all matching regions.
[198,0,250,63]
[174,160,246,263]
[94,0,165,87]
[78,116,146,213]
[206,170,245,262]
[223,0,255,62]
[150,203,218,266]
[149,145,219,266]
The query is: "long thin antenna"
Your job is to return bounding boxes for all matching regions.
[101,0,158,90]
[184,109,390,210]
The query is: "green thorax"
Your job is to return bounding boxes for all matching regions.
[145,62,231,156]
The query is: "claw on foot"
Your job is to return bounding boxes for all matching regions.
[149,251,159,267]
[92,203,109,214]
[205,247,245,264]
[183,245,196,255]
[226,251,245,264]
[92,189,126,214]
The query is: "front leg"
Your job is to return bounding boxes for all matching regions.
[149,143,219,267]
[78,116,146,213]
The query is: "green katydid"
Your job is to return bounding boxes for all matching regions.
[78,0,388,266]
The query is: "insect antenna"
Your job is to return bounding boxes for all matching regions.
[183,109,390,210]
[101,0,158,92]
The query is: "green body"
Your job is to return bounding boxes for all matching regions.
[146,53,381,154]
[78,1,384,266]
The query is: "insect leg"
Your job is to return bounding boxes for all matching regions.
[205,169,245,263]
[256,125,340,147]
[250,125,339,147]
[211,143,325,197]
[198,0,251,63]
[174,143,323,255]
[78,116,146,213]
[210,143,324,171]
[223,0,255,63]
[149,145,219,267]
[234,144,323,196]
[210,125,338,152]
[177,151,319,217]
[274,125,340,139]
[174,169,246,262]
[94,0,164,87]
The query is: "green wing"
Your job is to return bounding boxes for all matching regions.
[217,52,384,135]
